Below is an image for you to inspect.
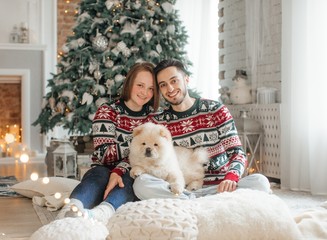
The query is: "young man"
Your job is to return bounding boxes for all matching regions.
[133,59,271,200]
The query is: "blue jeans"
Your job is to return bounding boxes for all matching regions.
[133,173,271,200]
[70,165,136,209]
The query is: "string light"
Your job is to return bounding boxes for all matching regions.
[30,172,39,181]
[42,177,50,184]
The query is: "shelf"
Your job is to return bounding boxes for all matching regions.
[0,43,47,51]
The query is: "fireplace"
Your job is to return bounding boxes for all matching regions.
[0,46,45,154]
[0,69,30,155]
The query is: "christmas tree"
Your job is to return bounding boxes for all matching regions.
[33,0,192,135]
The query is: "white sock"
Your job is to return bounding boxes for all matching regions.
[56,198,84,220]
[84,202,115,224]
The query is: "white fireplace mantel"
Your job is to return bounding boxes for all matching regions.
[0,43,47,51]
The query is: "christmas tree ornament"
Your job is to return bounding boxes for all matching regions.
[147,10,155,17]
[106,79,115,95]
[105,59,114,68]
[133,1,141,9]
[148,0,155,7]
[121,22,140,35]
[105,0,115,10]
[77,12,91,23]
[94,70,102,81]
[117,41,127,51]
[78,65,84,75]
[49,97,56,109]
[144,31,153,42]
[56,102,66,114]
[89,59,99,74]
[156,44,162,53]
[77,38,86,47]
[167,25,175,34]
[61,90,75,101]
[119,16,128,24]
[82,92,93,105]
[150,19,160,31]
[62,44,70,53]
[69,39,80,50]
[130,46,139,53]
[92,32,109,52]
[115,74,124,82]
[122,48,131,57]
[94,84,106,95]
[149,50,160,58]
[161,2,174,13]
[111,48,119,56]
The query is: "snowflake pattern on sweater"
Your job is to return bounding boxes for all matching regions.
[150,98,247,185]
[91,99,153,176]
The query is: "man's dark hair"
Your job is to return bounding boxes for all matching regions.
[154,59,188,77]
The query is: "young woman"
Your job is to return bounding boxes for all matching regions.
[57,62,159,224]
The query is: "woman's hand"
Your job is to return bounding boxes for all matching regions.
[217,179,237,193]
[103,172,124,200]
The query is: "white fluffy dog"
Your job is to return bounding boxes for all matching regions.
[129,122,208,195]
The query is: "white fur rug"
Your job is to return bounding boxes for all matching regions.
[272,186,327,215]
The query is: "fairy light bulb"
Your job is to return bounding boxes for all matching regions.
[54,192,62,199]
[20,153,29,163]
[42,177,50,184]
[4,133,15,144]
[71,205,78,212]
[30,173,39,181]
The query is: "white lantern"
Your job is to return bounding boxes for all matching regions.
[53,140,77,178]
[234,110,263,175]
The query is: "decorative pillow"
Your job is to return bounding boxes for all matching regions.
[194,189,302,240]
[107,198,199,240]
[107,189,302,240]
[30,217,108,240]
[10,177,80,198]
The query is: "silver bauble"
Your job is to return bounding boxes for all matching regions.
[92,34,109,52]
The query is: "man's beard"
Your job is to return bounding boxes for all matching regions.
[164,87,187,106]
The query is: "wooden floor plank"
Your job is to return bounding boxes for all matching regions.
[0,197,42,239]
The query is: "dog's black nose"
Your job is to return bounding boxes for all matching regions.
[145,147,152,157]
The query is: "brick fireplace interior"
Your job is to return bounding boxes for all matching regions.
[0,76,22,143]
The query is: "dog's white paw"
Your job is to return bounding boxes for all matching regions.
[170,182,184,195]
[130,167,144,179]
[186,180,203,191]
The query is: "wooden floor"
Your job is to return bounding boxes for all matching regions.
[0,197,42,239]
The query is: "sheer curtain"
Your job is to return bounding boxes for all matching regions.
[175,0,219,100]
[281,0,327,195]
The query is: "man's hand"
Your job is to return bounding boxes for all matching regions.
[217,179,237,193]
[103,172,124,200]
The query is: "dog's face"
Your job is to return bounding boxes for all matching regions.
[130,122,172,165]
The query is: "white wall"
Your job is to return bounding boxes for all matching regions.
[0,0,42,44]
